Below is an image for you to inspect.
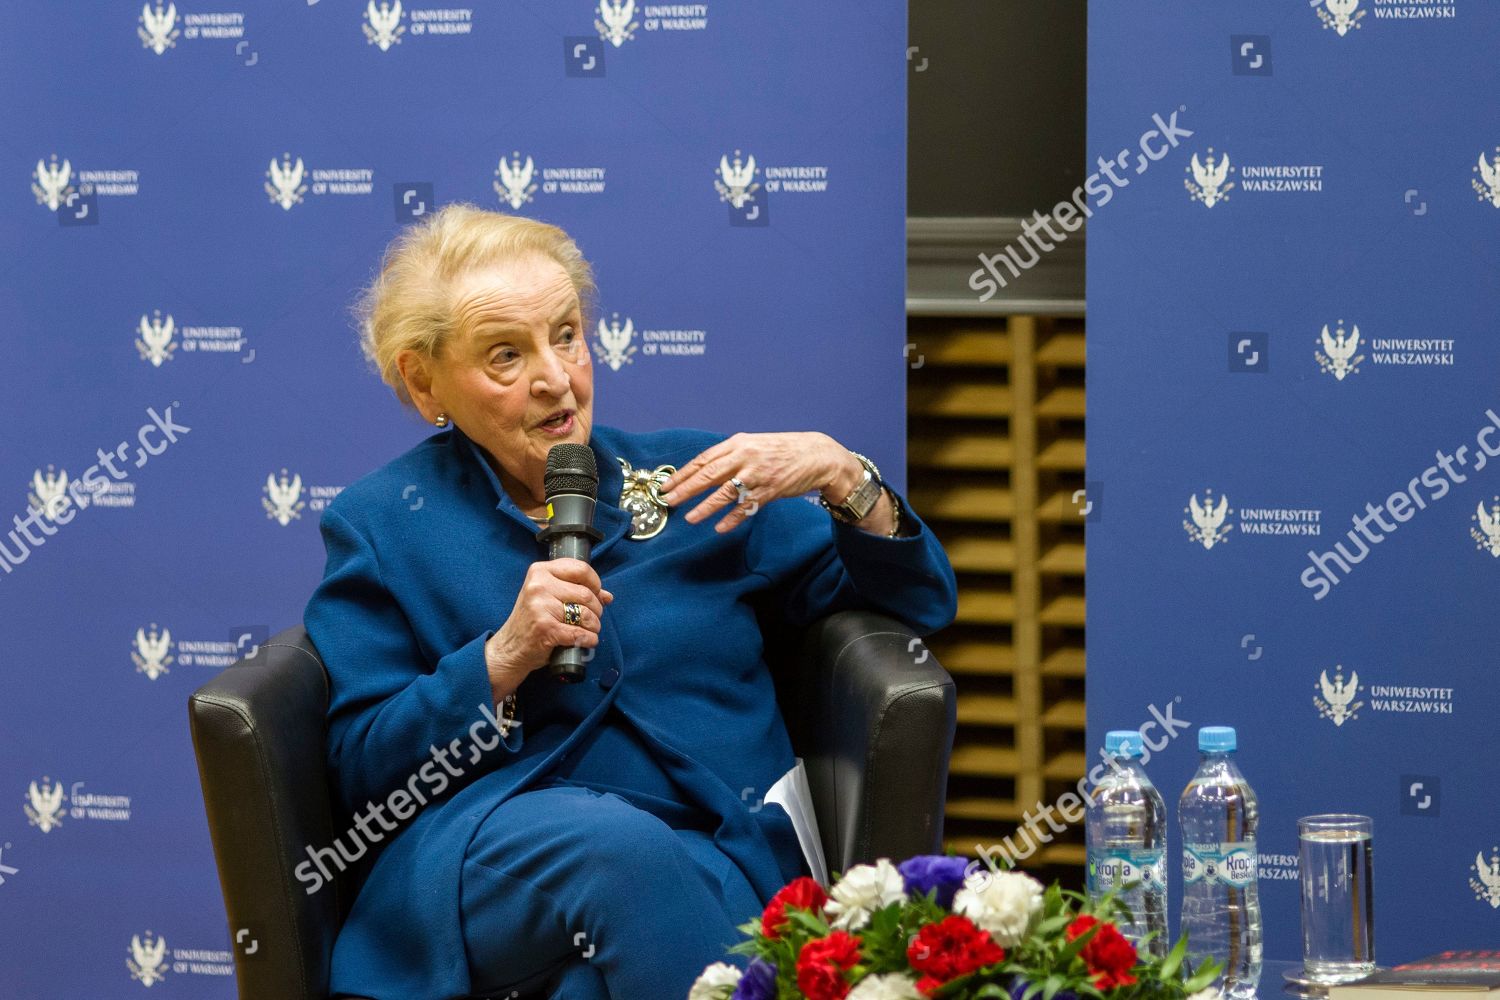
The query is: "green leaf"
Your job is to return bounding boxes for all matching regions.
[1159,934,1187,980]
[1042,974,1065,1000]
[1037,914,1072,935]
[1184,964,1222,993]
[785,909,831,936]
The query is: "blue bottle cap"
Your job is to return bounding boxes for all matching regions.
[1104,730,1143,758]
[1198,725,1238,752]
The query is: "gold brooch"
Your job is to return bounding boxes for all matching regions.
[617,457,676,540]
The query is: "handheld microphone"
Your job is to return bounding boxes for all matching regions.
[536,443,604,683]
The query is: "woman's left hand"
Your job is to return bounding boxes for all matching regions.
[659,432,864,533]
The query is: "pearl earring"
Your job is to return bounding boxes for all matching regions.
[435,413,449,428]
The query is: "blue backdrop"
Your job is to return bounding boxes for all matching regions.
[1088,0,1500,966]
[0,3,907,995]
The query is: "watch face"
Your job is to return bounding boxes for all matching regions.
[848,474,882,519]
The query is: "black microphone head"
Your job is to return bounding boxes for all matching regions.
[545,443,598,500]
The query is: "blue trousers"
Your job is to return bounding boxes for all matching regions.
[459,780,766,999]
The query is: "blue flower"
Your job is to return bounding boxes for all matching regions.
[1010,980,1078,1000]
[731,958,777,1000]
[898,855,971,909]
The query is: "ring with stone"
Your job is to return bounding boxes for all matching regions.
[563,602,583,626]
[729,477,758,515]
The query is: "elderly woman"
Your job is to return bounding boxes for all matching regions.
[305,203,957,1000]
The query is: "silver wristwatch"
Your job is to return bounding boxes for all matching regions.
[819,451,884,524]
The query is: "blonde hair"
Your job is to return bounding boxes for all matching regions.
[354,202,597,408]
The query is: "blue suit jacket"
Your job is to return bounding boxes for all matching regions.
[304,423,957,998]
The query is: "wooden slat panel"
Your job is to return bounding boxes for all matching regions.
[1038,541,1085,575]
[931,639,1017,676]
[1037,489,1088,522]
[945,798,1023,822]
[1036,386,1086,418]
[1039,595,1086,627]
[1036,333,1086,367]
[956,694,1019,726]
[1041,648,1086,677]
[908,434,1015,470]
[914,329,1013,366]
[1042,700,1086,730]
[944,536,1018,573]
[1039,843,1088,866]
[910,485,1016,521]
[1043,751,1088,781]
[956,588,1017,626]
[948,744,1021,777]
[1037,438,1086,470]
[912,313,1088,886]
[910,383,1013,418]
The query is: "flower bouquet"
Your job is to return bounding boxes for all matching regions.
[689,856,1221,1000]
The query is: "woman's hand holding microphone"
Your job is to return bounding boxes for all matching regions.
[484,558,612,703]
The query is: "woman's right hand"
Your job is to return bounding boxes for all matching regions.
[485,558,613,701]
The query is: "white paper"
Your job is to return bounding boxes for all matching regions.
[763,757,830,886]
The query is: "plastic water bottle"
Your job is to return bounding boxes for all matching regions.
[1086,729,1168,959]
[1179,725,1262,999]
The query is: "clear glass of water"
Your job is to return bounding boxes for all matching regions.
[1298,814,1375,983]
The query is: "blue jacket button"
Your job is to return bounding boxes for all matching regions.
[599,666,620,690]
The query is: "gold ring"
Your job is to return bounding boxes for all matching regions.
[563,602,582,626]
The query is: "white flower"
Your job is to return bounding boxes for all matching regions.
[952,869,1044,947]
[688,962,742,1000]
[847,972,926,1000]
[824,858,908,930]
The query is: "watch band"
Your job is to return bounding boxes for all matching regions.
[819,451,884,523]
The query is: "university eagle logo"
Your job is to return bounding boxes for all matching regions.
[132,625,174,681]
[494,153,537,210]
[596,0,639,47]
[1316,322,1363,380]
[1316,0,1365,36]
[24,778,65,833]
[32,155,75,212]
[1473,150,1500,208]
[136,312,177,367]
[28,467,70,522]
[1314,667,1363,726]
[128,931,169,987]
[1471,499,1500,557]
[263,470,305,526]
[1185,149,1233,208]
[265,154,307,211]
[593,315,637,371]
[138,2,180,54]
[363,1,406,51]
[1472,850,1500,909]
[714,151,759,209]
[1183,491,1231,550]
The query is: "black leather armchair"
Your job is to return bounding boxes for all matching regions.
[188,610,955,1000]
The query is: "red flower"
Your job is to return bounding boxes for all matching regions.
[761,876,829,940]
[1066,915,1139,990]
[796,930,862,1000]
[907,914,1006,995]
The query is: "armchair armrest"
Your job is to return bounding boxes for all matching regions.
[790,610,957,876]
[187,626,343,1000]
